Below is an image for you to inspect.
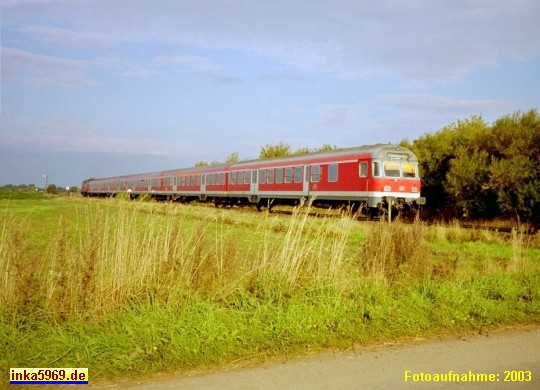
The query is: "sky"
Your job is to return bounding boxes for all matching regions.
[1,0,539,188]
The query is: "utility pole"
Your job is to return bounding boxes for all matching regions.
[42,174,48,192]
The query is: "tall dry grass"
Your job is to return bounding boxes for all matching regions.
[0,203,361,319]
[2,200,536,321]
[360,217,431,284]
[251,205,356,294]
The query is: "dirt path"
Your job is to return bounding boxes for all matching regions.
[100,325,539,389]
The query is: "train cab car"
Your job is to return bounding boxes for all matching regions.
[229,143,424,214]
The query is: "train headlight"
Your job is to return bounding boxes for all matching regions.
[412,186,418,193]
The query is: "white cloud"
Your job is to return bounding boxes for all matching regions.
[60,0,540,83]
[0,131,200,157]
[155,55,222,72]
[0,116,101,136]
[19,24,118,48]
[1,47,96,87]
[374,94,515,115]
[5,1,540,84]
[0,115,203,157]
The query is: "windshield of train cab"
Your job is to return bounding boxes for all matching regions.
[371,160,418,178]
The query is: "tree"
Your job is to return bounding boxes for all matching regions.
[411,109,540,223]
[317,144,338,152]
[46,184,58,195]
[486,110,540,223]
[259,142,291,159]
[410,117,490,217]
[446,149,498,218]
[194,161,209,167]
[225,151,240,163]
[292,144,338,156]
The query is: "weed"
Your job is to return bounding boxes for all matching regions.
[360,220,431,284]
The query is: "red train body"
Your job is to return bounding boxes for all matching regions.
[81,144,425,214]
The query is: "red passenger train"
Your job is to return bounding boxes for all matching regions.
[81,144,425,215]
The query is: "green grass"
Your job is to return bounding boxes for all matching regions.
[1,197,539,384]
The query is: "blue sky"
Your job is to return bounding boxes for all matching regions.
[1,0,539,188]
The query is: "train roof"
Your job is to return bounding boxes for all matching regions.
[83,143,417,182]
[229,143,417,168]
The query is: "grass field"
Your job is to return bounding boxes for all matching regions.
[1,194,539,383]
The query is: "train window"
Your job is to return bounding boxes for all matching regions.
[372,162,381,177]
[328,164,338,182]
[276,168,283,183]
[402,162,415,178]
[230,172,236,185]
[384,161,400,177]
[294,166,303,183]
[252,170,257,184]
[243,171,249,184]
[259,169,266,184]
[311,165,320,182]
[267,169,274,184]
[195,175,200,185]
[359,162,368,178]
[217,173,221,185]
[221,173,225,185]
[285,167,292,183]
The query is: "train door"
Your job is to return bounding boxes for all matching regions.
[358,160,370,193]
[200,174,206,193]
[249,169,258,202]
[250,170,258,194]
[303,165,310,198]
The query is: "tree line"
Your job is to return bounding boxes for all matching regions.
[194,143,337,166]
[403,109,540,224]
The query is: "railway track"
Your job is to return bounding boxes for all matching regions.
[265,208,537,235]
